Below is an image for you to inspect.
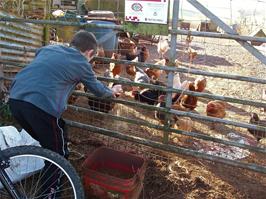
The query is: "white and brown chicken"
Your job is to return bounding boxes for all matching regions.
[157,38,169,59]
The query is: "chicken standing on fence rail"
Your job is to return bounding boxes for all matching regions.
[248,113,266,141]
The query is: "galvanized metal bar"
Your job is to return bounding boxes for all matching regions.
[170,108,266,132]
[0,17,124,30]
[170,0,179,62]
[2,49,266,86]
[96,77,266,109]
[187,0,266,65]
[93,57,266,85]
[2,61,266,109]
[164,71,174,144]
[65,120,266,174]
[163,0,180,143]
[171,29,266,43]
[2,84,265,152]
[1,16,266,44]
[68,104,266,154]
[74,91,266,132]
[4,55,266,86]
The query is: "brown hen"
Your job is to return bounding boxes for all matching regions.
[248,112,266,141]
[139,46,150,62]
[194,77,207,92]
[180,82,198,110]
[206,100,226,118]
[109,53,122,77]
[125,56,138,77]
[68,83,85,104]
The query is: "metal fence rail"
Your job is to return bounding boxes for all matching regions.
[68,104,266,154]
[72,91,266,135]
[66,119,266,174]
[3,60,266,109]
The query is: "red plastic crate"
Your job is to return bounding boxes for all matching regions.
[82,147,146,199]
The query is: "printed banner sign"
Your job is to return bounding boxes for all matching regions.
[125,0,169,24]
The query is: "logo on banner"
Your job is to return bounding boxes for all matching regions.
[131,3,143,11]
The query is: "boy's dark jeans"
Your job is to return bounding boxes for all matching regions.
[9,99,69,198]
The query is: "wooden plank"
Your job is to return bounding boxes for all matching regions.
[187,0,266,65]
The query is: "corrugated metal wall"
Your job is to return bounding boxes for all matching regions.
[0,10,44,88]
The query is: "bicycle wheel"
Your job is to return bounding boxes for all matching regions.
[0,146,85,199]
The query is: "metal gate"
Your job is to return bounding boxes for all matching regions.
[0,0,265,177]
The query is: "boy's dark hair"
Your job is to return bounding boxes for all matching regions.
[70,30,97,53]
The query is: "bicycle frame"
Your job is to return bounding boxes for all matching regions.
[0,150,25,199]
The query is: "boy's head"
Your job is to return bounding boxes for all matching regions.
[70,30,97,59]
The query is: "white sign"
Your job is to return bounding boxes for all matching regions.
[125,0,169,24]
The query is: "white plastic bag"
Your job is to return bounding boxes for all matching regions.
[0,126,44,188]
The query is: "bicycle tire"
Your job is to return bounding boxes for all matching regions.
[0,145,85,199]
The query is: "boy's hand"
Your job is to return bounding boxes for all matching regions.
[111,84,123,98]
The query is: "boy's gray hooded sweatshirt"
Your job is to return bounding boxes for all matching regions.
[9,45,113,118]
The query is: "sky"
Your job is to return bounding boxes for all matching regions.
[170,0,266,27]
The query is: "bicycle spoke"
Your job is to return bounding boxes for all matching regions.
[0,146,84,199]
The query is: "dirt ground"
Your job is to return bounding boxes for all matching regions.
[8,36,266,199]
